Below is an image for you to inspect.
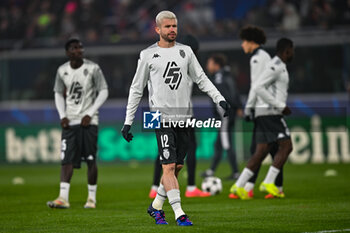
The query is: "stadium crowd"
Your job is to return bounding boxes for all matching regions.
[0,0,349,100]
[1,0,350,49]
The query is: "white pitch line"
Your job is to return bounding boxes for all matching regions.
[303,229,350,233]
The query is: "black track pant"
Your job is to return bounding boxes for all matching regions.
[210,116,239,174]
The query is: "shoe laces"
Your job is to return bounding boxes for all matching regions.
[154,210,167,224]
[179,215,191,223]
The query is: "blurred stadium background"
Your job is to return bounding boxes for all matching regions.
[0,0,349,164]
[0,1,349,232]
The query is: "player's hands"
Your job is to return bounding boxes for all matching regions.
[282,106,292,116]
[60,117,70,129]
[81,115,91,127]
[121,124,133,142]
[244,115,252,122]
[219,101,230,117]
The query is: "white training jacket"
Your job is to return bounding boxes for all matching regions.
[124,42,225,125]
[244,48,271,117]
[253,56,289,117]
[54,59,108,125]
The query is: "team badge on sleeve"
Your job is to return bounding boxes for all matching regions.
[84,68,88,76]
[179,49,185,58]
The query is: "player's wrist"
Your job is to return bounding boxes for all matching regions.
[122,124,131,132]
[85,111,93,117]
[278,103,286,109]
[124,119,133,126]
[244,107,251,116]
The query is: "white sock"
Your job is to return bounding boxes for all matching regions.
[263,166,280,184]
[167,189,185,219]
[151,185,158,191]
[244,182,255,192]
[59,182,70,201]
[186,185,196,192]
[235,168,254,187]
[88,184,97,203]
[152,184,167,210]
[277,186,283,192]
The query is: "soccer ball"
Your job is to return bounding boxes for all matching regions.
[201,177,222,196]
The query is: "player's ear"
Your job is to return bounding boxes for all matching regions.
[155,26,160,35]
[285,48,291,58]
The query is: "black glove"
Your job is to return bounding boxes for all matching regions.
[219,101,230,117]
[244,115,252,122]
[282,106,292,116]
[121,124,133,142]
[244,109,255,122]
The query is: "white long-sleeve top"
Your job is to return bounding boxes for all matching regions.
[253,56,289,117]
[53,59,109,125]
[124,42,225,125]
[244,48,271,116]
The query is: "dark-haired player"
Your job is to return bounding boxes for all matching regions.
[47,38,108,209]
[230,38,294,199]
[201,53,243,180]
[230,26,284,199]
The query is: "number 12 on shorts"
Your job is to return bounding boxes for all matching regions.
[160,134,169,148]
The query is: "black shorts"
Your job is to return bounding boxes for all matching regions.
[61,125,98,168]
[155,126,190,165]
[255,115,290,144]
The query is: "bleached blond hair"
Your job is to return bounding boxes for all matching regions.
[155,10,177,26]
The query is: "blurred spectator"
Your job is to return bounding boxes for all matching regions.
[305,0,336,29]
[60,1,77,39]
[268,0,285,27]
[281,3,300,30]
[34,0,56,38]
[179,0,215,36]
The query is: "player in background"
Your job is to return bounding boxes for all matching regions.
[201,54,243,180]
[231,26,284,199]
[47,39,108,209]
[148,34,210,198]
[121,11,228,226]
[230,38,294,200]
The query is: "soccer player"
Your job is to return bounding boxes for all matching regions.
[201,54,243,180]
[148,34,210,199]
[230,26,284,199]
[230,38,294,199]
[47,38,108,209]
[121,11,228,226]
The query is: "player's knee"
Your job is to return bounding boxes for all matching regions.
[162,163,176,174]
[281,140,293,154]
[253,145,269,160]
[61,163,74,170]
[176,164,183,172]
[287,141,293,154]
[87,160,97,168]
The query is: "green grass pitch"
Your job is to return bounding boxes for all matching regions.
[0,162,349,233]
